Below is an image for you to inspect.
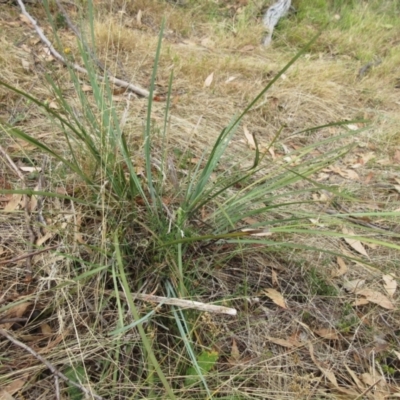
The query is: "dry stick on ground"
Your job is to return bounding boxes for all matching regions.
[353,378,382,400]
[118,291,237,315]
[16,0,150,98]
[0,328,105,400]
[108,290,237,315]
[136,293,237,315]
[55,375,60,400]
[0,145,24,181]
[0,245,58,266]
[24,195,35,280]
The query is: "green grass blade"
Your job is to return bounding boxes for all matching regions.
[144,19,166,210]
[114,233,176,399]
[165,282,211,396]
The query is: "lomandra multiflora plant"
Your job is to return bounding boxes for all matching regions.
[1,2,399,398]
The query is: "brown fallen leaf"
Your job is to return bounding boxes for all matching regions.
[4,194,23,212]
[112,95,126,102]
[241,217,258,225]
[308,344,358,396]
[344,363,364,391]
[360,371,384,388]
[364,172,374,184]
[265,336,300,348]
[37,333,67,354]
[204,72,214,87]
[21,59,30,72]
[19,13,33,26]
[382,274,397,298]
[343,169,360,181]
[0,378,26,398]
[314,328,340,340]
[40,323,53,335]
[393,149,400,164]
[243,126,256,150]
[268,146,276,159]
[180,39,199,48]
[342,227,369,257]
[343,279,365,293]
[263,288,287,309]
[3,21,22,28]
[230,338,240,361]
[352,298,370,306]
[370,382,389,400]
[363,339,389,357]
[240,44,255,52]
[309,343,338,387]
[28,183,40,213]
[136,9,142,26]
[332,256,348,278]
[0,302,31,329]
[225,76,236,83]
[82,84,92,92]
[356,289,395,310]
[271,269,278,286]
[359,152,376,164]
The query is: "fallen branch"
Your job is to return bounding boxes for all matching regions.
[129,292,237,315]
[0,144,24,181]
[0,328,105,400]
[16,0,149,97]
[0,245,58,266]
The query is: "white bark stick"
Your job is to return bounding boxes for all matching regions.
[132,293,237,315]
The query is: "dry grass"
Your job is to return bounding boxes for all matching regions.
[1,0,400,399]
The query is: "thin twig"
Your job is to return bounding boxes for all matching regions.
[0,317,28,324]
[36,156,48,227]
[24,189,35,279]
[358,59,382,79]
[16,0,149,97]
[55,375,60,400]
[0,328,105,400]
[0,245,58,266]
[0,144,24,181]
[353,378,382,400]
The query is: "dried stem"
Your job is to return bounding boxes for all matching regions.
[0,328,105,400]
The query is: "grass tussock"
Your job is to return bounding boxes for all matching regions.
[0,0,400,399]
